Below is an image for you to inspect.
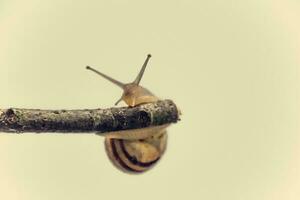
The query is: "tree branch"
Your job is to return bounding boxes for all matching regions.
[0,100,180,134]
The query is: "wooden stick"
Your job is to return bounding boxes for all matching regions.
[0,100,180,134]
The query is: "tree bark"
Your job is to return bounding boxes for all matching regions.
[0,100,180,134]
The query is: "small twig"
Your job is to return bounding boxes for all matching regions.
[0,100,180,134]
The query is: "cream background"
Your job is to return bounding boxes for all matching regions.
[0,1,299,200]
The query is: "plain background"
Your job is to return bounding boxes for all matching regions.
[0,1,299,200]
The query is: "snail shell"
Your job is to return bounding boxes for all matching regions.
[105,128,167,173]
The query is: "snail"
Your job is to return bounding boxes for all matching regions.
[86,54,169,174]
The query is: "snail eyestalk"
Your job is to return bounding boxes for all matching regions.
[86,66,125,89]
[133,54,151,85]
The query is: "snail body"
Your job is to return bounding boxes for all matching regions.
[86,54,168,174]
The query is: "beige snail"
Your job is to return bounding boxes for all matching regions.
[86,54,169,174]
